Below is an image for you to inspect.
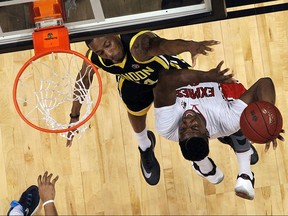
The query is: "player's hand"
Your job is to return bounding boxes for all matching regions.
[207,61,236,84]
[189,40,220,67]
[66,117,79,147]
[265,129,285,152]
[37,171,59,203]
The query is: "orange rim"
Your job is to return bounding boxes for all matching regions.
[13,49,102,133]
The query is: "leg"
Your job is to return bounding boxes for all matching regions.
[118,77,160,185]
[7,185,40,216]
[224,130,255,200]
[128,113,153,151]
[218,130,259,165]
[179,137,224,184]
[127,112,147,133]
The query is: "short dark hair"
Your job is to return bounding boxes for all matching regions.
[179,137,209,161]
[85,38,94,48]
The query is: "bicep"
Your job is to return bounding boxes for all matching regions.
[153,83,177,108]
[82,49,98,79]
[132,32,164,62]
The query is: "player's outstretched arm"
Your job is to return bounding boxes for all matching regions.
[67,50,95,147]
[37,171,59,216]
[240,77,284,151]
[154,61,235,108]
[131,31,220,65]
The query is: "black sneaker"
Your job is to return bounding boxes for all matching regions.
[7,185,40,216]
[139,130,160,185]
[218,136,259,165]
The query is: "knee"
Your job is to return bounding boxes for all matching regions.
[179,137,209,161]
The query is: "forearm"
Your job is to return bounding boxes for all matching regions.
[44,203,58,216]
[155,39,193,56]
[71,70,93,115]
[158,69,210,90]
[254,77,275,104]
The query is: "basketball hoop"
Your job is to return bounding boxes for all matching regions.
[13,0,102,139]
[13,49,102,136]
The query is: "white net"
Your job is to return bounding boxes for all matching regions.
[14,51,101,139]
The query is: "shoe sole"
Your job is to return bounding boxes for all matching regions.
[147,130,156,149]
[140,130,160,186]
[235,189,254,200]
[31,201,40,215]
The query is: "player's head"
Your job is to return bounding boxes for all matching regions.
[178,110,209,141]
[178,110,209,161]
[85,35,124,63]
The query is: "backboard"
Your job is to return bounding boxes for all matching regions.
[0,0,226,54]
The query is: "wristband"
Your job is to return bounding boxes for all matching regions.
[70,113,80,119]
[42,200,54,207]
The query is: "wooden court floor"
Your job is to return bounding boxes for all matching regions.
[0,8,288,216]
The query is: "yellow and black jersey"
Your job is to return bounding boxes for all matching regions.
[88,31,192,85]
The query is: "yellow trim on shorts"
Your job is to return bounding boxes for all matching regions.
[117,76,152,116]
[126,103,152,116]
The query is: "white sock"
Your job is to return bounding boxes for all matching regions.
[135,128,151,151]
[236,148,253,179]
[193,156,213,174]
[9,204,24,216]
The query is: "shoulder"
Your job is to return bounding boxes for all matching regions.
[154,104,180,142]
[85,49,101,66]
[130,31,159,61]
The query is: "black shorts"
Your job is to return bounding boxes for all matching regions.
[117,76,155,116]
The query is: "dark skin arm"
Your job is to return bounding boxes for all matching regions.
[153,61,234,108]
[131,32,220,66]
[66,50,94,147]
[38,171,59,216]
[239,77,285,151]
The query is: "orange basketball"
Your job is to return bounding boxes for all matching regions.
[240,101,283,144]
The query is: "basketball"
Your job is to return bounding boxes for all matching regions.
[240,101,283,144]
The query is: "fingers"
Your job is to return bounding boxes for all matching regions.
[278,134,285,142]
[191,54,198,68]
[66,139,72,147]
[43,171,48,182]
[194,40,220,56]
[278,129,285,141]
[200,50,209,56]
[265,142,270,152]
[37,175,42,185]
[272,139,278,150]
[219,68,230,75]
[66,131,75,147]
[47,173,53,183]
[38,171,58,185]
[216,60,224,70]
[203,40,221,46]
[201,40,221,54]
[52,175,59,185]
